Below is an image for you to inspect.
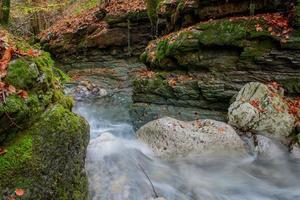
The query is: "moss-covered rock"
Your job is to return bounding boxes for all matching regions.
[0,51,72,141]
[0,104,89,199]
[0,31,89,199]
[143,15,281,69]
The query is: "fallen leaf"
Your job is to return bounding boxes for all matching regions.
[268,27,273,32]
[218,127,225,133]
[15,188,25,197]
[255,24,263,32]
[0,147,6,156]
[8,196,16,200]
[0,81,5,89]
[7,85,16,94]
[18,90,28,99]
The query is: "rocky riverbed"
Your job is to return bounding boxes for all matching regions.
[34,0,300,199]
[70,77,300,200]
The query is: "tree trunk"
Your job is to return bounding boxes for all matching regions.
[0,0,10,25]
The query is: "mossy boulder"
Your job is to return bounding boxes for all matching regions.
[0,52,73,142]
[0,104,89,199]
[0,32,89,199]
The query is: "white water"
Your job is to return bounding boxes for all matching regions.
[73,94,300,200]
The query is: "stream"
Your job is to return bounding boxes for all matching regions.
[70,77,300,200]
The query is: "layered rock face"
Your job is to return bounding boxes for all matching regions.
[39,0,154,65]
[0,32,89,199]
[157,0,292,32]
[131,0,300,129]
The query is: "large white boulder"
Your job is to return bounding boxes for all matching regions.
[228,82,295,143]
[136,117,246,158]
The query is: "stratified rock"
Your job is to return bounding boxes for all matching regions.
[137,117,246,158]
[157,0,289,31]
[228,82,295,143]
[39,0,154,61]
[131,13,300,129]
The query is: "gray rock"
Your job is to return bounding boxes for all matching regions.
[228,82,295,143]
[255,135,287,159]
[136,117,246,159]
[291,144,300,159]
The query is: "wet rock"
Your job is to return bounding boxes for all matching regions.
[228,82,295,143]
[296,123,300,134]
[86,133,190,200]
[255,135,287,159]
[67,80,108,100]
[291,143,300,159]
[130,102,227,130]
[137,117,246,159]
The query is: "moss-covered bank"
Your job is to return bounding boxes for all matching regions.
[0,31,89,199]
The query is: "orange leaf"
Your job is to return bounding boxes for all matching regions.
[268,27,273,32]
[0,81,5,89]
[18,90,28,99]
[0,47,14,70]
[255,24,263,32]
[0,147,6,156]
[15,188,25,196]
[218,127,225,133]
[7,85,16,94]
[8,196,16,200]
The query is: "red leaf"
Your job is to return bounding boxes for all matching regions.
[15,188,25,196]
[0,147,6,156]
[18,90,28,99]
[0,81,5,89]
[7,85,16,94]
[0,47,14,70]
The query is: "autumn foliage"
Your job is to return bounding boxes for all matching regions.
[0,33,40,103]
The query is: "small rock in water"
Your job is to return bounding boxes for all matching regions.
[68,80,108,100]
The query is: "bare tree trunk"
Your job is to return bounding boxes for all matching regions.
[0,0,11,25]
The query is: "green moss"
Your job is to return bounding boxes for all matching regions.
[156,39,170,61]
[144,16,279,68]
[146,0,161,26]
[29,104,89,200]
[133,76,174,98]
[52,90,74,110]
[240,40,274,61]
[52,67,71,83]
[0,104,89,199]
[0,30,88,199]
[30,52,56,89]
[0,132,33,189]
[73,0,100,15]
[5,59,39,90]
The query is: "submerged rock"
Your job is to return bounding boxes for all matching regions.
[136,117,246,158]
[66,80,108,100]
[255,135,287,159]
[228,82,295,143]
[86,133,190,200]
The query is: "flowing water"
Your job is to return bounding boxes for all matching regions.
[71,86,300,200]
